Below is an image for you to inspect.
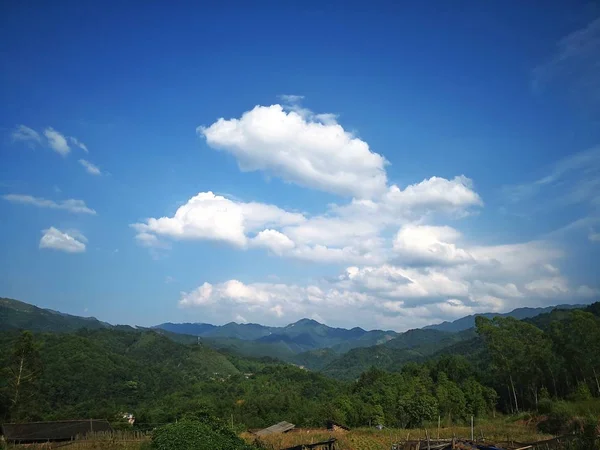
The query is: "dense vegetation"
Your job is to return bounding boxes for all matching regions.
[0,300,599,438]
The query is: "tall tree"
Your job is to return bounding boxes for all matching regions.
[550,310,600,396]
[8,331,41,419]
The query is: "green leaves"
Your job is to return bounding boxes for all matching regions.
[151,419,256,450]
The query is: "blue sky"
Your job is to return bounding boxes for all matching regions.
[1,1,599,331]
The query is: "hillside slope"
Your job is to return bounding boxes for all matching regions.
[423,304,584,333]
[0,297,110,332]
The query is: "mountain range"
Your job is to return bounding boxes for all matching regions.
[3,295,594,380]
[155,318,397,355]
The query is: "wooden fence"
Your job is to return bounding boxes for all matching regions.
[282,438,337,450]
[392,433,598,449]
[4,430,150,449]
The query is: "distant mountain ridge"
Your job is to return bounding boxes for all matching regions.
[0,297,111,332]
[422,304,584,333]
[154,317,399,356]
[2,295,594,378]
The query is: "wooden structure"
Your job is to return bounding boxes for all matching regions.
[283,437,337,450]
[1,419,112,443]
[255,421,295,437]
[326,420,350,432]
[391,433,589,449]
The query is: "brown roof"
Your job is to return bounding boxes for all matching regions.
[2,420,112,442]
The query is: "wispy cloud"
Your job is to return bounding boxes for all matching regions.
[69,136,89,153]
[43,127,70,156]
[10,125,90,157]
[3,194,96,215]
[533,16,600,105]
[503,147,600,209]
[39,227,86,253]
[11,125,42,147]
[278,94,304,104]
[78,159,101,175]
[590,229,600,242]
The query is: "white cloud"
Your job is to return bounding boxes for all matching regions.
[176,232,594,330]
[3,194,96,215]
[78,159,102,175]
[199,104,388,198]
[39,227,86,253]
[590,229,600,242]
[132,174,483,265]
[525,277,569,297]
[69,136,89,153]
[131,191,304,248]
[44,127,70,156]
[12,125,42,147]
[393,224,473,265]
[383,176,483,216]
[543,263,560,274]
[135,232,170,249]
[235,314,248,323]
[329,175,482,226]
[179,279,374,323]
[160,99,598,329]
[251,229,296,255]
[11,125,90,156]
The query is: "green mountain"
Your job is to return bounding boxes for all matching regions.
[2,297,599,429]
[154,317,398,358]
[319,328,477,380]
[0,297,111,332]
[423,304,584,333]
[0,327,246,421]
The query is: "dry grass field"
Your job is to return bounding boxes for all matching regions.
[2,421,553,450]
[242,421,553,450]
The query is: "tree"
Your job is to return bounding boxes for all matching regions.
[435,372,466,424]
[550,311,600,396]
[476,316,552,412]
[151,419,255,450]
[8,331,41,420]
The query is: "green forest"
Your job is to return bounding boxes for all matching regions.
[1,302,600,439]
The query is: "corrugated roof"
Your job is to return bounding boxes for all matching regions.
[2,420,112,442]
[255,421,295,436]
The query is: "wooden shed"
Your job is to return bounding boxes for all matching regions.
[2,419,112,443]
[255,421,296,437]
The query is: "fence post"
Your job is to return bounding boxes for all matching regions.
[470,415,473,441]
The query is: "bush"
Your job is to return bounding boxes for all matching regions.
[538,398,554,415]
[570,383,593,402]
[537,401,574,435]
[151,419,255,450]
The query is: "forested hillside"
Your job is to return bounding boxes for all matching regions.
[1,301,599,434]
[0,297,110,333]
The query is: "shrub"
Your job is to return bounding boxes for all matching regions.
[537,401,573,435]
[537,398,554,415]
[572,416,600,450]
[151,419,255,450]
[570,383,593,402]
